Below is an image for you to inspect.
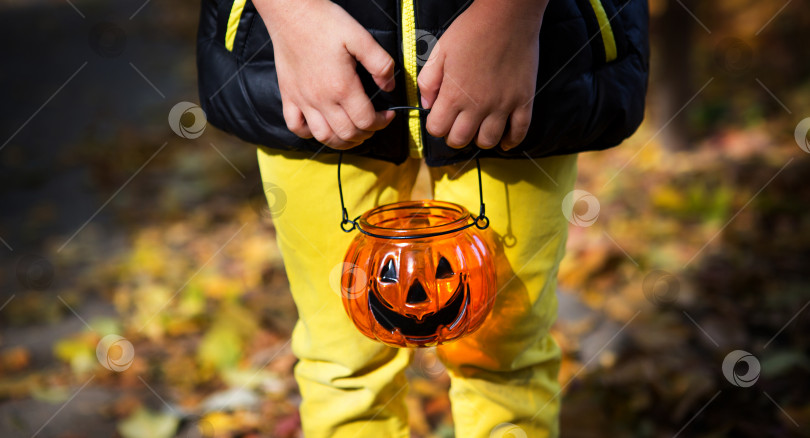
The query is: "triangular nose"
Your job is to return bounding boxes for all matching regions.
[406,280,428,303]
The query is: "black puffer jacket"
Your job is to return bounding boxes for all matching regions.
[197,0,649,166]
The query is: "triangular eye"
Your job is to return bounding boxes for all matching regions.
[380,259,397,283]
[435,257,454,279]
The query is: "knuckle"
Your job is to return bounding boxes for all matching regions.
[511,113,532,132]
[312,129,331,144]
[507,129,528,145]
[378,57,394,76]
[512,123,530,139]
[426,120,445,138]
[426,111,449,137]
[284,117,304,134]
[289,125,308,137]
[334,125,358,141]
[417,75,433,93]
[477,134,498,149]
[446,134,469,149]
[354,113,375,131]
[326,79,351,100]
[512,118,530,132]
[446,88,469,107]
[334,139,361,150]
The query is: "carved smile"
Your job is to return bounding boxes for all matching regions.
[369,281,467,338]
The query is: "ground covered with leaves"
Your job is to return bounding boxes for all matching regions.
[2,115,809,437]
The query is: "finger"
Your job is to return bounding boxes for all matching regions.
[416,50,444,109]
[476,114,508,149]
[425,93,459,138]
[501,106,533,150]
[282,100,312,139]
[302,108,333,144]
[445,111,482,149]
[341,80,396,131]
[322,104,371,142]
[303,108,361,150]
[346,30,395,92]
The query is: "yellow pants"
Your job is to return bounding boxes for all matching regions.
[257,147,577,438]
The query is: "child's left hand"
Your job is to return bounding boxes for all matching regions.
[417,0,548,151]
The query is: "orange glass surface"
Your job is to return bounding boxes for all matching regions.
[341,200,496,348]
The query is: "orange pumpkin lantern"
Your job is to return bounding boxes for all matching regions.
[340,200,496,348]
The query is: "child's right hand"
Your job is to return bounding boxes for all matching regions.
[255,0,396,150]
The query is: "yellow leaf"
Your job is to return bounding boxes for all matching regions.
[117,407,179,438]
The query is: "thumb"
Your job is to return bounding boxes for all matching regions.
[416,50,444,109]
[346,31,395,92]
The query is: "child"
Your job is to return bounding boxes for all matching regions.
[197,0,649,436]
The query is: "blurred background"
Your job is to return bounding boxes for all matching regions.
[1,0,809,437]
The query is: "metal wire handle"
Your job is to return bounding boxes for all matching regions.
[337,105,488,236]
[386,106,430,112]
[338,153,489,238]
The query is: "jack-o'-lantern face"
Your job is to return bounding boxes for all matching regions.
[341,201,496,348]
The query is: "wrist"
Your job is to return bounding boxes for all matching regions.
[255,0,330,35]
[468,0,548,34]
